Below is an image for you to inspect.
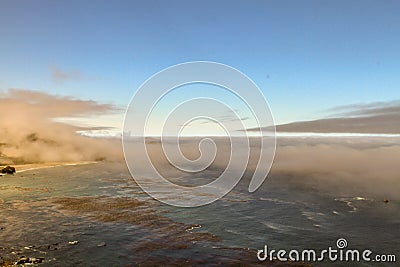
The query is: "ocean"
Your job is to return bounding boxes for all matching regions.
[0,137,399,266]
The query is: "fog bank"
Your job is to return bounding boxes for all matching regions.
[0,89,122,164]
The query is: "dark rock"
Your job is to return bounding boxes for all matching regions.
[1,166,16,174]
[383,199,389,204]
[15,256,44,265]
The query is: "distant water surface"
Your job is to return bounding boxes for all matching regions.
[0,162,398,266]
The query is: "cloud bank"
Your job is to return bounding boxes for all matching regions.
[133,136,400,200]
[270,137,400,199]
[0,89,122,164]
[2,90,397,200]
[249,100,400,134]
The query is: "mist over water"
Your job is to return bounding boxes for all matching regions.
[124,136,400,201]
[122,136,400,266]
[1,89,399,266]
[1,157,399,266]
[1,88,398,202]
[0,89,122,164]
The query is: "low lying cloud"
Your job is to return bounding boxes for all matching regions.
[249,100,400,134]
[270,137,400,198]
[0,89,122,164]
[328,100,400,118]
[2,90,397,200]
[133,136,400,200]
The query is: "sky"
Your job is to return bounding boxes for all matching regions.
[0,0,399,130]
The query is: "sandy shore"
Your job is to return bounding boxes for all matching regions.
[0,161,98,173]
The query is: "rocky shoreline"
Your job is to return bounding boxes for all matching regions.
[0,166,16,175]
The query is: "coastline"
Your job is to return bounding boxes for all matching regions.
[1,161,98,174]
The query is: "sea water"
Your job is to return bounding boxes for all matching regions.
[0,162,399,266]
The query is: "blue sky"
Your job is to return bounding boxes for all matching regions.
[0,0,399,126]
